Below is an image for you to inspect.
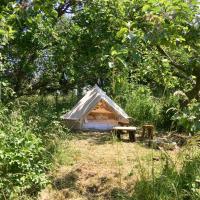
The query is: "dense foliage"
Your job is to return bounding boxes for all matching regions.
[0,105,48,198]
[125,86,161,124]
[172,100,200,134]
[0,96,70,198]
[0,0,199,99]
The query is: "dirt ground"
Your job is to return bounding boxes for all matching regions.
[39,132,174,200]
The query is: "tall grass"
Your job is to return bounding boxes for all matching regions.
[131,140,200,200]
[124,86,162,125]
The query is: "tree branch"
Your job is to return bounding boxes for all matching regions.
[56,0,83,17]
[156,45,188,75]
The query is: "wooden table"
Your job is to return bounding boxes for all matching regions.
[112,126,137,142]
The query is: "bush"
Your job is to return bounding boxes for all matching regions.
[8,95,70,139]
[157,95,180,130]
[172,100,200,134]
[0,107,50,199]
[0,94,73,198]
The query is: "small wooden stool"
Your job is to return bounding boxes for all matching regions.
[142,124,154,140]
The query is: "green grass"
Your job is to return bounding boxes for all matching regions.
[131,142,200,200]
[53,140,81,167]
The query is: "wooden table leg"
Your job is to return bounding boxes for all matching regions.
[116,130,121,140]
[129,130,136,142]
[142,126,145,139]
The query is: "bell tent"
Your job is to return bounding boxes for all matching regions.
[61,85,130,130]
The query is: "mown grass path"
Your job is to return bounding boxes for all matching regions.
[39,132,167,200]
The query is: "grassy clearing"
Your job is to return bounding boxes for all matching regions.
[38,132,179,200]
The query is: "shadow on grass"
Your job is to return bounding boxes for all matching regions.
[69,131,145,145]
[84,185,131,200]
[105,187,131,200]
[70,131,115,145]
[53,171,78,190]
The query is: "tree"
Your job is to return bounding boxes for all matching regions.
[0,0,83,97]
[120,0,200,100]
[0,0,199,101]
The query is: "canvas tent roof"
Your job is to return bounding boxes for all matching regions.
[61,85,130,120]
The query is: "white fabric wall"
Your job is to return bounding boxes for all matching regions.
[82,120,117,131]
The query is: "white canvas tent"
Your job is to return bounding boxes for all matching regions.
[61,85,130,130]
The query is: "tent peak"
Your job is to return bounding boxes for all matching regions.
[93,84,106,96]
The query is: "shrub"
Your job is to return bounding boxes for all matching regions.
[172,100,200,134]
[0,94,72,198]
[10,95,70,139]
[0,106,50,199]
[157,95,180,130]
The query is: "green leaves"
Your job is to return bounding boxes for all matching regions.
[172,100,200,134]
[142,4,151,12]
[0,108,50,198]
[116,27,128,38]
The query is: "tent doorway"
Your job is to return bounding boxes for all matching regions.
[82,100,118,130]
